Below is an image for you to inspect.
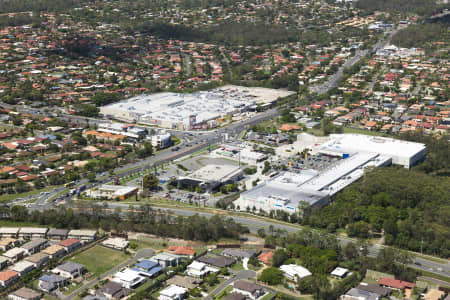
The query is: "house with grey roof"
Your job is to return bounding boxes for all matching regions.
[232,280,265,300]
[221,249,257,260]
[47,229,69,240]
[100,280,130,299]
[52,262,85,279]
[38,274,67,292]
[20,238,48,255]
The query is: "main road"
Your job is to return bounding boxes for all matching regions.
[310,28,399,95]
[71,201,450,281]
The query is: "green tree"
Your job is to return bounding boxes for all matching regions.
[258,267,284,285]
[142,174,159,191]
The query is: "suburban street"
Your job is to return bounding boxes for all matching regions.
[310,28,399,95]
[205,270,256,300]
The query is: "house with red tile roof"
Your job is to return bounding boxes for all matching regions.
[166,246,195,257]
[258,251,273,265]
[0,270,19,287]
[378,278,415,290]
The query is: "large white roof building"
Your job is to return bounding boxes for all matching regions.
[235,134,425,213]
[100,85,294,130]
[316,134,426,168]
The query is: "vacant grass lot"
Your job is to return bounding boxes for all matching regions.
[69,245,130,276]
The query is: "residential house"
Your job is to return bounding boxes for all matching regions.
[196,255,235,268]
[257,252,273,265]
[166,275,201,290]
[340,287,380,300]
[232,280,265,300]
[0,270,19,287]
[18,228,48,239]
[356,284,390,298]
[2,248,27,263]
[68,230,97,241]
[186,261,219,278]
[131,260,163,278]
[102,238,129,251]
[21,239,49,255]
[0,256,9,270]
[25,253,50,268]
[378,278,415,291]
[166,246,195,258]
[43,245,66,259]
[331,267,348,278]
[0,238,18,251]
[8,287,41,300]
[38,274,67,292]
[11,261,36,276]
[47,229,69,240]
[150,253,181,268]
[280,264,312,282]
[158,285,187,300]
[99,280,130,300]
[52,262,85,279]
[221,249,257,260]
[0,228,19,238]
[112,268,146,289]
[59,239,81,252]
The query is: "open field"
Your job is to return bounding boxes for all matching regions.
[69,245,131,276]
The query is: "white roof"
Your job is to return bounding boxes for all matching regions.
[187,261,206,272]
[160,285,186,297]
[331,267,348,277]
[280,264,312,279]
[0,227,19,234]
[11,260,35,272]
[19,227,48,234]
[3,247,26,258]
[152,252,180,261]
[102,237,129,248]
[68,229,97,236]
[320,134,425,159]
[189,164,241,182]
[114,268,142,282]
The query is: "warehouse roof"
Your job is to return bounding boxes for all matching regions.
[189,164,242,183]
[319,134,426,158]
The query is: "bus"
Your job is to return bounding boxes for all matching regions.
[64,181,75,188]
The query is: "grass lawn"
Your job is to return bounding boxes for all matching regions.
[69,245,131,276]
[261,293,275,300]
[363,269,394,285]
[214,285,233,299]
[204,277,226,294]
[63,282,83,295]
[230,263,244,271]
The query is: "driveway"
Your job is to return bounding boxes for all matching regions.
[63,248,155,300]
[205,269,256,300]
